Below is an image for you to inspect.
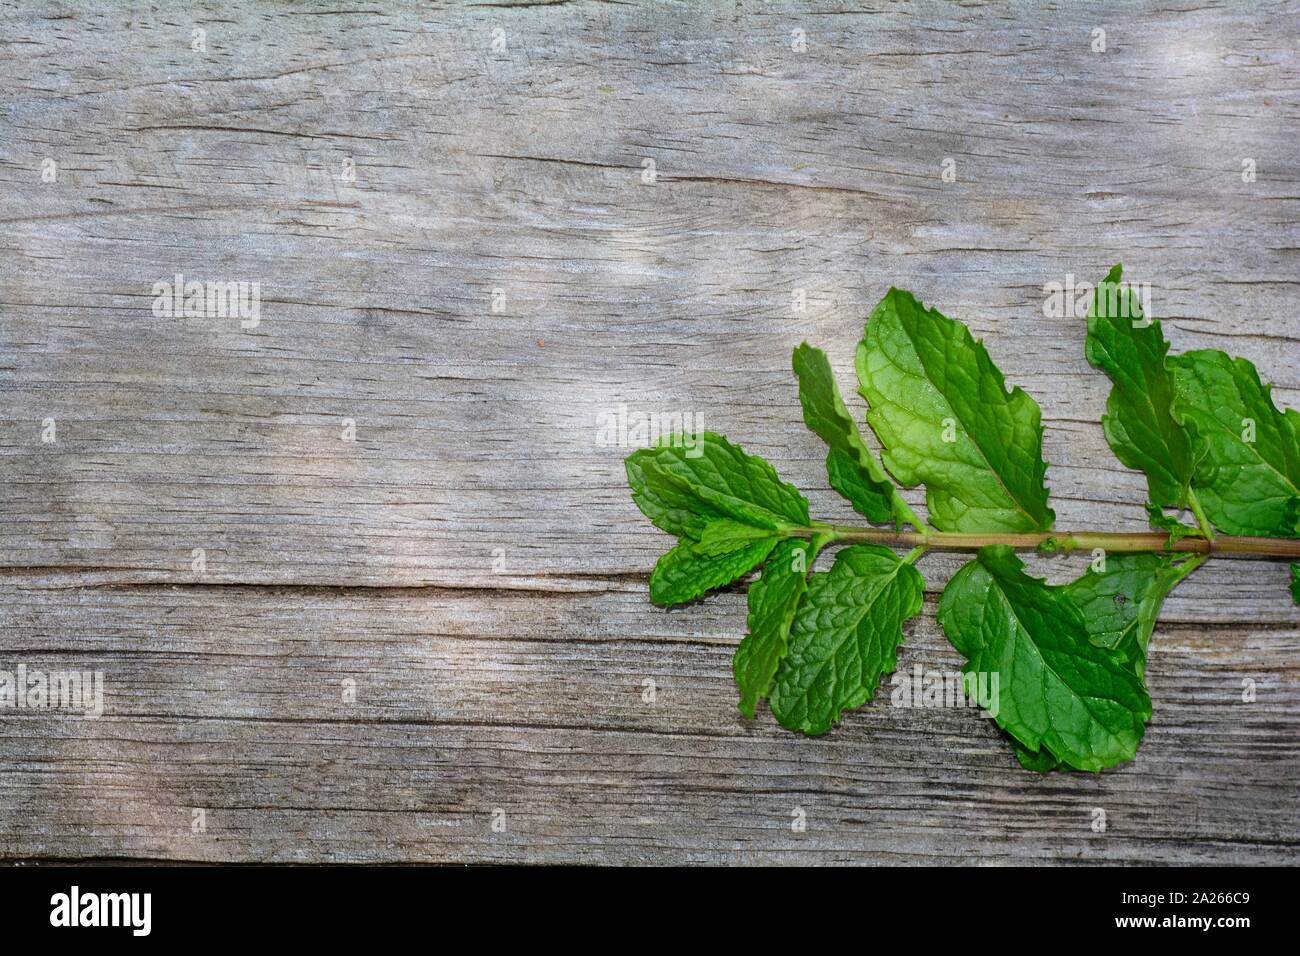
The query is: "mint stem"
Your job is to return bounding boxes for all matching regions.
[1186,488,1216,540]
[808,525,1300,559]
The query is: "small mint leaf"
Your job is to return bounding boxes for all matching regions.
[734,538,819,718]
[1170,349,1300,538]
[792,342,919,530]
[625,450,719,540]
[649,535,778,607]
[769,545,924,735]
[1086,265,1198,510]
[629,434,814,607]
[1145,503,1203,548]
[695,518,778,557]
[626,432,810,539]
[1064,552,1185,676]
[1012,737,1063,773]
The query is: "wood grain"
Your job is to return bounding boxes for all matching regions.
[0,0,1297,863]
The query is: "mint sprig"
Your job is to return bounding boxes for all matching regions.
[624,267,1300,772]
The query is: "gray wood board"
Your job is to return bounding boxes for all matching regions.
[1,0,1297,863]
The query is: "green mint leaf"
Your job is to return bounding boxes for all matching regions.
[695,518,778,556]
[628,434,815,607]
[1012,737,1063,772]
[650,535,778,607]
[769,544,924,735]
[792,342,920,530]
[1170,349,1300,537]
[734,538,820,718]
[1145,503,1203,547]
[1064,552,1185,676]
[937,547,1151,771]
[626,432,811,539]
[1026,553,1197,772]
[1292,564,1300,605]
[1085,264,1197,509]
[1007,556,1182,773]
[626,451,721,540]
[856,288,1054,533]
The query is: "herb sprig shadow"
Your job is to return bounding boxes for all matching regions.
[625,266,1300,772]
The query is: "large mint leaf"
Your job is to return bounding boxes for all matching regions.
[1170,350,1300,538]
[937,547,1151,772]
[1020,552,1190,771]
[734,538,819,718]
[792,343,920,530]
[1064,553,1186,677]
[769,544,924,735]
[1085,264,1197,510]
[626,432,809,539]
[856,288,1054,533]
[650,536,778,606]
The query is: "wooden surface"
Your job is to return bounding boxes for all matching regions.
[1,0,1298,864]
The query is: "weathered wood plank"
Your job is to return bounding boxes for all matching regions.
[0,581,1295,864]
[2,0,1298,589]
